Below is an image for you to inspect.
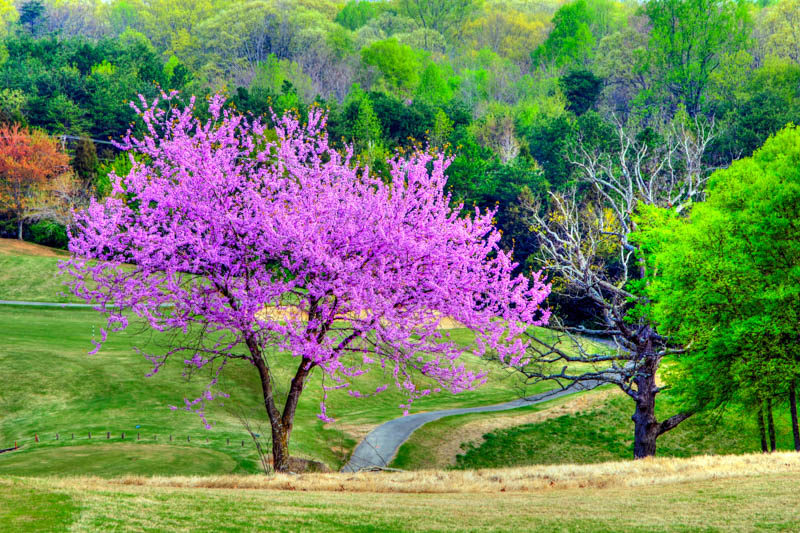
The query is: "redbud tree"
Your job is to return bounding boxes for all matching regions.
[63,93,550,472]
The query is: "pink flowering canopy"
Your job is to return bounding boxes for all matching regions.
[63,92,550,428]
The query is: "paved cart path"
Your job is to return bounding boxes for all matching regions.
[342,379,602,472]
[0,299,608,473]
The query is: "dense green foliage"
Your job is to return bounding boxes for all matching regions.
[1,0,797,272]
[636,125,800,444]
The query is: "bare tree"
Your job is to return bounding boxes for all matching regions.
[232,405,273,476]
[518,115,715,458]
[24,171,91,228]
[399,0,479,48]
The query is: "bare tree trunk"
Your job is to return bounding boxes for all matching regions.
[767,398,777,452]
[630,336,691,459]
[757,404,768,453]
[790,380,800,452]
[17,218,23,240]
[632,369,659,458]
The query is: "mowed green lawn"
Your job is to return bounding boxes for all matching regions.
[1,239,591,477]
[1,472,799,532]
[0,239,80,303]
[0,304,552,476]
[392,390,789,470]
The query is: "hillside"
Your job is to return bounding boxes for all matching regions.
[0,239,78,303]
[0,242,559,475]
[391,389,793,470]
[0,305,557,475]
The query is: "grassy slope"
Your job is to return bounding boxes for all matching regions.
[0,305,554,475]
[2,240,606,476]
[393,390,795,470]
[0,239,79,302]
[2,457,800,532]
[390,388,601,470]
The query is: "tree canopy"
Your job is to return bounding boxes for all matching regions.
[63,94,551,472]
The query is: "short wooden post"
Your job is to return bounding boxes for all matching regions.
[154,434,157,441]
[121,432,125,440]
[187,435,190,442]
[137,433,140,440]
[241,440,244,447]
[107,432,110,439]
[56,433,59,440]
[169,434,172,442]
[71,434,74,440]
[227,438,230,445]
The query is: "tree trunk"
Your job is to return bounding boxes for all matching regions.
[632,381,659,458]
[17,218,23,240]
[249,342,292,473]
[632,345,660,458]
[630,337,691,459]
[271,358,313,473]
[757,404,768,453]
[250,341,314,473]
[767,397,777,452]
[271,423,291,473]
[790,380,800,452]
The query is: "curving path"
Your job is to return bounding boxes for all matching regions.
[0,299,609,473]
[342,379,603,472]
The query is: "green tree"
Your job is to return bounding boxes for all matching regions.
[361,38,422,97]
[18,0,46,36]
[349,93,382,154]
[335,0,380,31]
[0,0,18,36]
[532,0,595,67]
[398,0,480,48]
[640,125,800,451]
[758,0,800,64]
[72,136,98,184]
[644,0,751,116]
[559,69,604,115]
[427,108,453,148]
[415,62,457,106]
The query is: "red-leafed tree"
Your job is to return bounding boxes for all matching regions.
[63,93,551,472]
[0,124,70,239]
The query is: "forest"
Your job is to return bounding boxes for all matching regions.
[1,0,799,460]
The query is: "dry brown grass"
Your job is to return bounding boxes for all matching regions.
[255,307,464,329]
[79,451,800,494]
[0,238,67,257]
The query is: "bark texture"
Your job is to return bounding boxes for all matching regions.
[790,380,800,451]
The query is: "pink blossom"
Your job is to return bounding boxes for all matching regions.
[62,92,550,436]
